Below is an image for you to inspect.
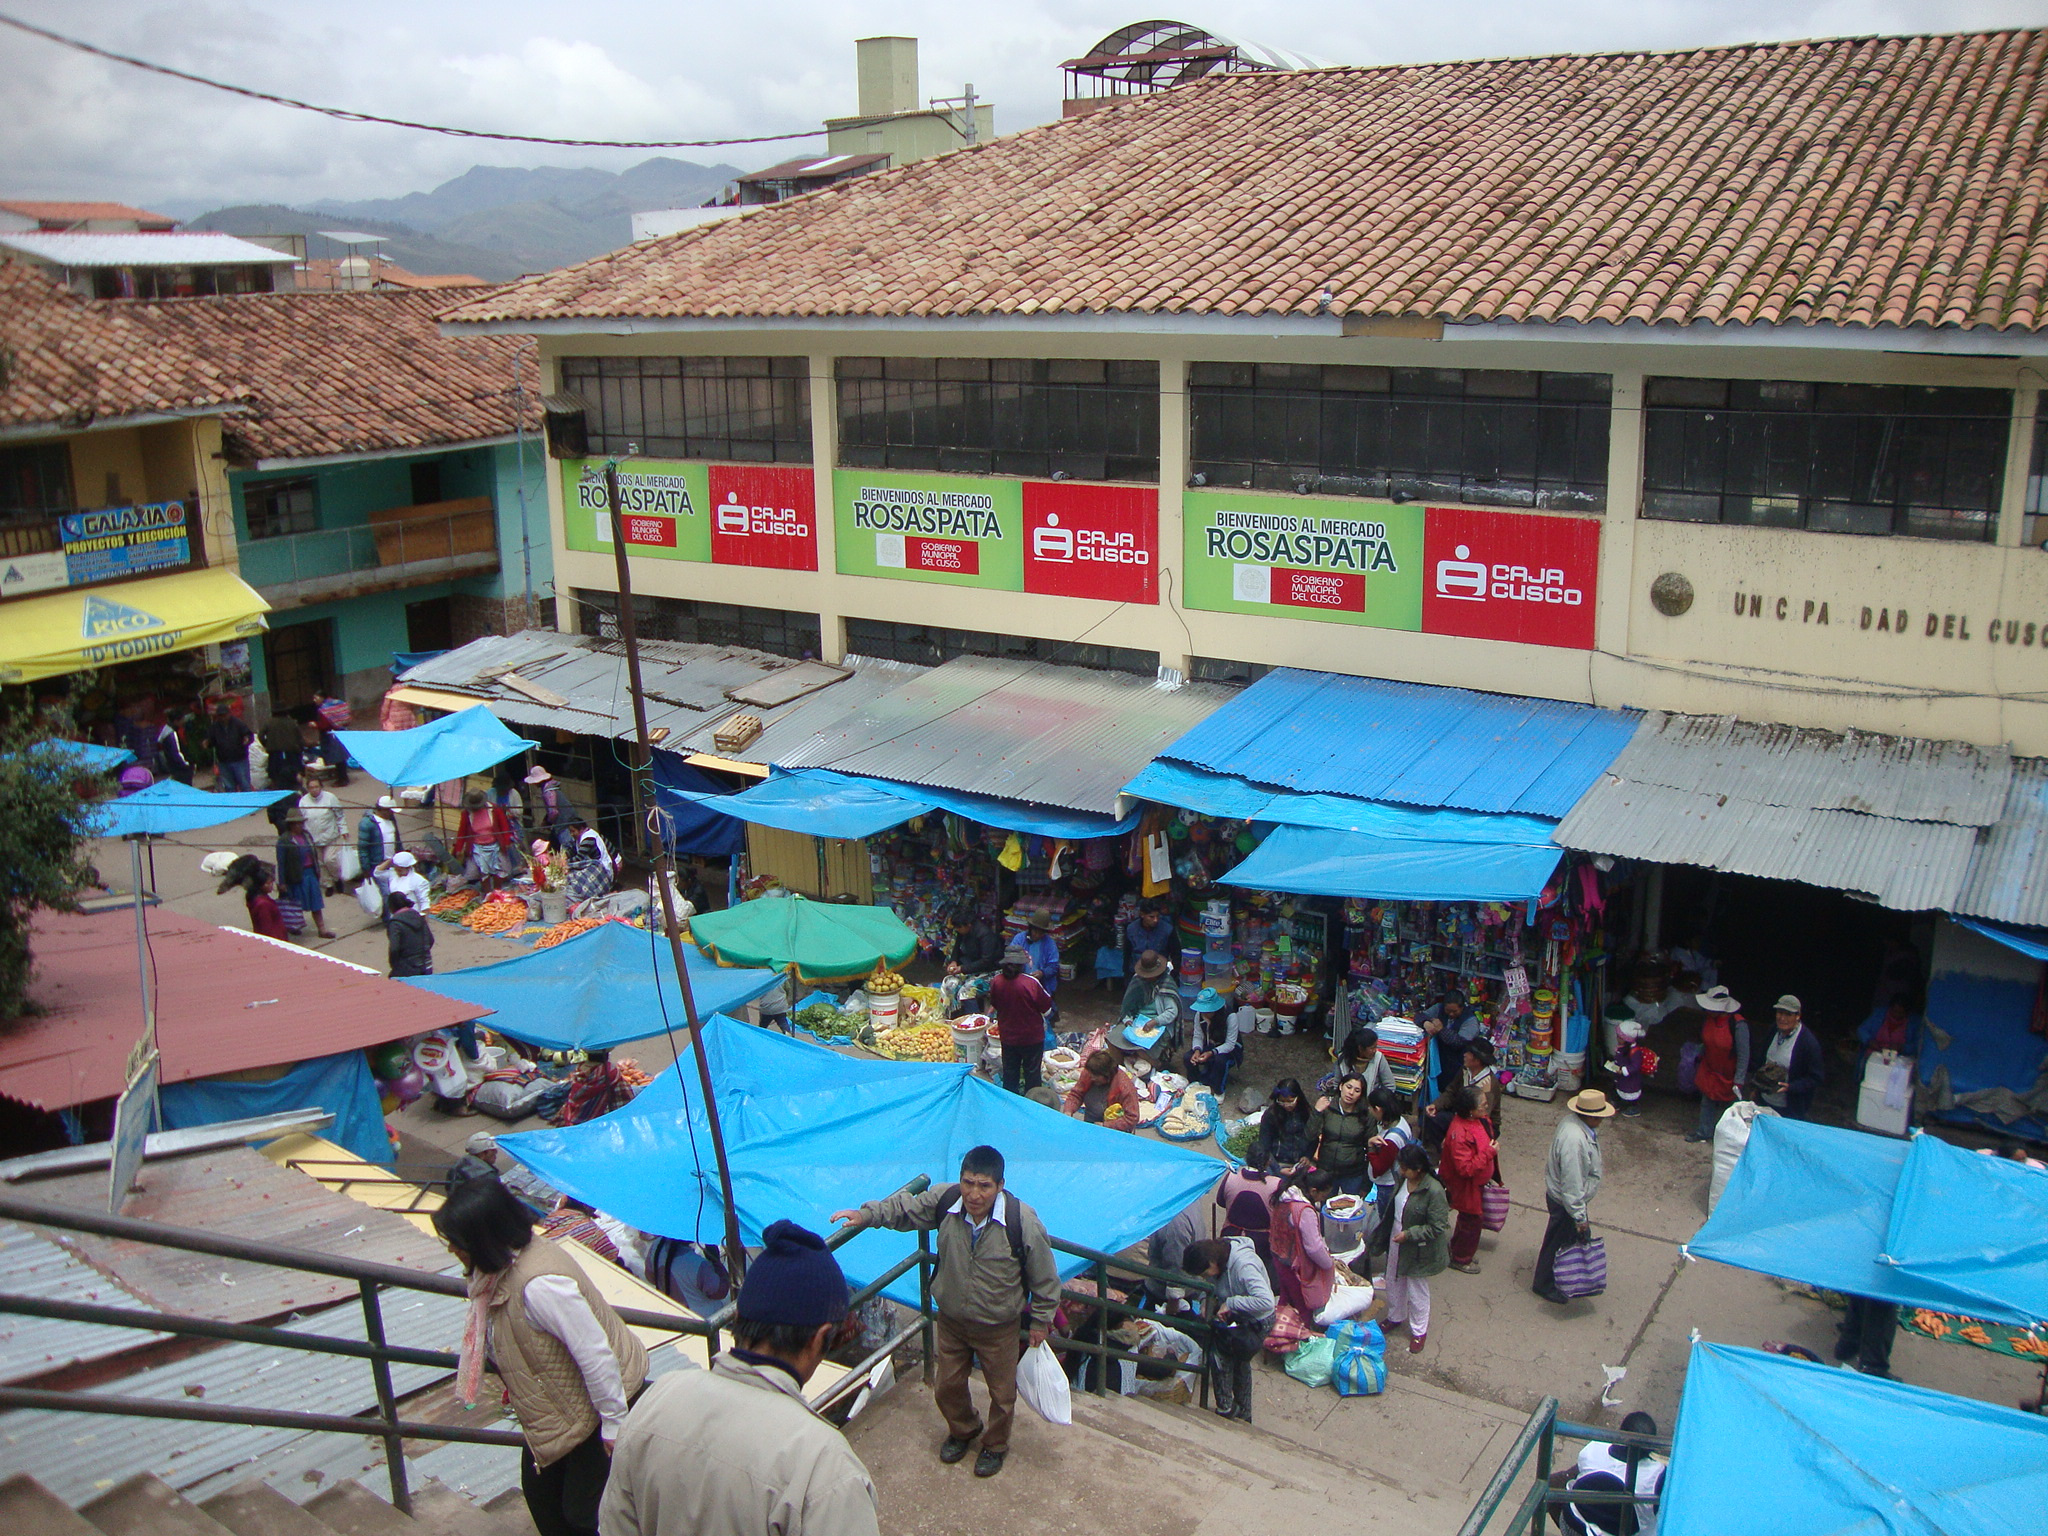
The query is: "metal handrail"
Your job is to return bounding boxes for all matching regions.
[1458,1399,1674,1536]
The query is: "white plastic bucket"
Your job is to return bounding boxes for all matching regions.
[1553,1050,1586,1091]
[1254,1008,1276,1035]
[950,1014,991,1063]
[540,891,568,925]
[869,991,901,1029]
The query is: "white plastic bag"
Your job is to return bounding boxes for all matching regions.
[335,846,362,883]
[356,880,386,919]
[1315,1284,1379,1327]
[1014,1340,1072,1426]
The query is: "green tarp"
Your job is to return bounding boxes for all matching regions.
[690,896,918,983]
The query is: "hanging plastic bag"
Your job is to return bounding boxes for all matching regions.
[1283,1333,1337,1388]
[335,846,362,884]
[997,833,1025,872]
[1481,1181,1512,1233]
[356,879,386,920]
[1015,1341,1072,1425]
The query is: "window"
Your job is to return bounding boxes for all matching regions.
[245,477,317,540]
[557,357,811,463]
[1642,378,2010,541]
[1189,364,1610,510]
[409,460,443,506]
[574,589,820,661]
[836,357,1160,483]
[0,442,72,519]
[1188,656,1273,686]
[844,617,1158,675]
[2028,411,2046,518]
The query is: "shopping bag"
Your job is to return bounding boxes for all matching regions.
[335,846,361,884]
[1015,1341,1072,1425]
[1314,1284,1380,1327]
[276,898,306,934]
[1283,1334,1337,1388]
[1553,1238,1608,1298]
[356,880,386,919]
[1481,1181,1512,1233]
[1328,1318,1387,1397]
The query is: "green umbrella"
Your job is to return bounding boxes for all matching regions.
[690,896,918,984]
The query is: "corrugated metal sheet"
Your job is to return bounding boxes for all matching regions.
[0,232,298,266]
[0,1222,162,1385]
[3,910,487,1111]
[1953,758,2048,927]
[1554,711,2015,912]
[396,633,928,764]
[1153,668,1640,818]
[775,656,1239,815]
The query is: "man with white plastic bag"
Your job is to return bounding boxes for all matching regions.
[833,1145,1059,1478]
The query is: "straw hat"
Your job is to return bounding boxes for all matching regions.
[525,766,552,784]
[1566,1089,1618,1119]
[1696,985,1740,1013]
[1025,911,1053,933]
[1135,950,1170,979]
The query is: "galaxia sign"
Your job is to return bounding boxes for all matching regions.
[560,459,817,572]
[834,470,1156,603]
[1184,491,1599,649]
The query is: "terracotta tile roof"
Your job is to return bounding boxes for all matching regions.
[298,257,489,291]
[118,289,539,462]
[0,199,176,228]
[445,30,2048,333]
[0,263,246,432]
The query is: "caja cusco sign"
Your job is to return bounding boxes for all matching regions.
[561,459,817,571]
[1184,491,1599,650]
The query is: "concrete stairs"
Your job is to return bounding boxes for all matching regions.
[0,1474,536,1536]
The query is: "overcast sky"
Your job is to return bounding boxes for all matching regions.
[2,0,2037,213]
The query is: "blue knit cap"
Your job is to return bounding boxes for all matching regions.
[737,1219,850,1327]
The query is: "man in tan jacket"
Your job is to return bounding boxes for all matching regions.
[600,1220,878,1535]
[833,1144,1059,1478]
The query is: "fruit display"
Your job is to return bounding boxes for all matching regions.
[866,964,905,996]
[534,914,612,949]
[872,1025,957,1062]
[463,898,529,934]
[429,891,480,919]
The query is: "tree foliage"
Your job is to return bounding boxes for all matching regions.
[0,692,115,1019]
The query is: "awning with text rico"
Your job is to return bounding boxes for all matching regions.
[0,566,270,684]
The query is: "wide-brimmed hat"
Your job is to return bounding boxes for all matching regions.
[524,766,552,784]
[1696,985,1740,1013]
[1567,1089,1619,1118]
[1001,946,1030,968]
[1025,911,1053,932]
[1774,994,1803,1015]
[283,807,305,822]
[1192,986,1226,1012]
[1135,950,1170,979]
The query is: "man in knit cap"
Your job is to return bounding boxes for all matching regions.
[601,1219,878,1535]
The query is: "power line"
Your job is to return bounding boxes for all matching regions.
[0,12,830,150]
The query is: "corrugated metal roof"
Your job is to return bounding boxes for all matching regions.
[2,911,487,1112]
[1953,758,2048,927]
[395,632,928,763]
[775,656,1239,815]
[0,1222,162,1385]
[0,232,299,266]
[1554,711,2015,912]
[1154,668,1639,819]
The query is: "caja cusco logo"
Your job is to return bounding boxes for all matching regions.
[1031,514,1149,566]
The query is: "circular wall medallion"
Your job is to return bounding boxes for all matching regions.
[1650,572,1694,617]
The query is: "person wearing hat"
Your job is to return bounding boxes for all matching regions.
[455,788,520,893]
[1687,985,1752,1143]
[989,947,1054,1095]
[357,794,404,906]
[1013,910,1062,999]
[601,1219,879,1536]
[380,849,431,916]
[1184,987,1243,1092]
[1533,1089,1616,1305]
[206,701,254,792]
[523,765,573,845]
[1758,995,1825,1120]
[1607,1019,1650,1117]
[1120,950,1184,1065]
[274,807,334,939]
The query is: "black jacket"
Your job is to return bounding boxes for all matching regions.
[1254,1103,1316,1169]
[387,909,435,976]
[207,714,253,760]
[1770,1024,1827,1116]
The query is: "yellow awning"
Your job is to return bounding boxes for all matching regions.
[0,566,270,684]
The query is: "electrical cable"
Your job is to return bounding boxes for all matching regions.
[642,853,710,1245]
[0,12,833,149]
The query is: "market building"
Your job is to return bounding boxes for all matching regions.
[439,30,2048,1133]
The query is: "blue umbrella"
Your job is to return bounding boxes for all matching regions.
[87,781,293,838]
[332,705,537,787]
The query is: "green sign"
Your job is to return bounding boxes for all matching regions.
[1182,490,1423,629]
[833,469,1022,589]
[561,459,711,561]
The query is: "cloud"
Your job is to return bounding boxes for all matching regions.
[0,0,2038,211]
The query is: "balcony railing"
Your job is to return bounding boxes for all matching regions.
[239,497,499,607]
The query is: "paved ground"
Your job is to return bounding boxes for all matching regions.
[98,775,2047,1532]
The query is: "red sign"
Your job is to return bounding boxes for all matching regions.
[907,537,979,574]
[707,465,818,571]
[1231,562,1365,613]
[1422,507,1600,649]
[1021,482,1157,603]
[622,515,677,548]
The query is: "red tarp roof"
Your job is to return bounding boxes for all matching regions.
[0,909,491,1111]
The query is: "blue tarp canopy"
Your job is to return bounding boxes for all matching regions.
[397,920,781,1052]
[1659,1341,2048,1536]
[7,740,134,774]
[1217,823,1563,903]
[1953,915,2048,962]
[647,751,745,857]
[87,781,292,837]
[501,1016,1222,1303]
[661,765,1139,840]
[1125,759,1560,842]
[159,1050,389,1166]
[1884,1133,2048,1326]
[332,705,537,787]
[1688,1117,2048,1327]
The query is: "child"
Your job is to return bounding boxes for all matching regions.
[1610,1019,1649,1116]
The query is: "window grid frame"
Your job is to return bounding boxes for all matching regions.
[573,589,821,662]
[558,357,813,466]
[244,476,319,541]
[843,616,1159,676]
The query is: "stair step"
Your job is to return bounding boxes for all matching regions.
[406,1483,507,1536]
[303,1484,417,1536]
[478,1491,538,1536]
[200,1482,343,1536]
[80,1474,240,1536]
[0,1477,103,1536]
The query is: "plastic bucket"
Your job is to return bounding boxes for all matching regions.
[950,1016,991,1064]
[1323,1193,1371,1255]
[1553,1050,1585,1091]
[540,891,568,925]
[869,991,901,1029]
[1254,1008,1276,1035]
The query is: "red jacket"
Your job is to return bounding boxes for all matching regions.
[452,804,515,857]
[1063,1069,1141,1131]
[988,971,1052,1045]
[1268,1188,1335,1314]
[1439,1114,1498,1216]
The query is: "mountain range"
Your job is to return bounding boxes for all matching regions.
[188,157,741,281]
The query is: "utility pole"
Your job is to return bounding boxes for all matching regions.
[511,352,535,624]
[602,457,747,1284]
